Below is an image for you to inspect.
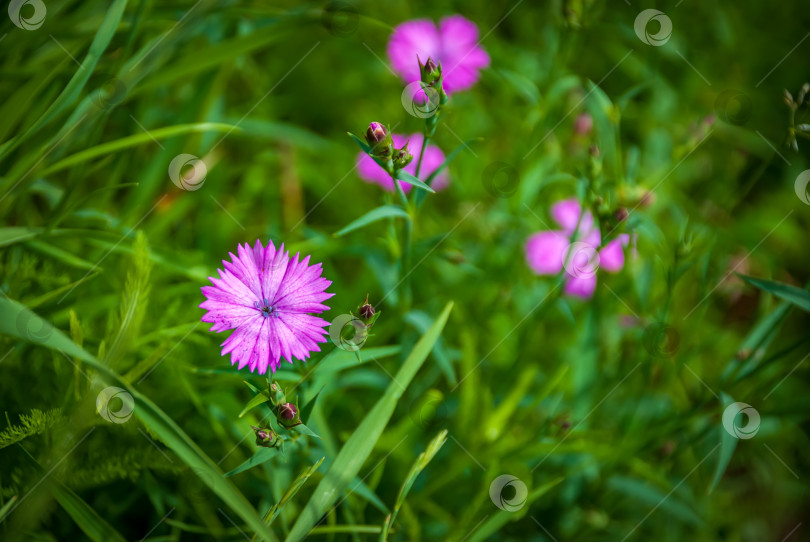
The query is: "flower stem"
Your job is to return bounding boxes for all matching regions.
[414,133,429,179]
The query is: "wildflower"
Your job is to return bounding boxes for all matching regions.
[200,240,334,374]
[387,15,490,94]
[357,133,449,193]
[525,199,630,298]
[359,297,375,320]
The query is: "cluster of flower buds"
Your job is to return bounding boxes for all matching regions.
[785,82,810,151]
[365,122,413,175]
[418,56,448,136]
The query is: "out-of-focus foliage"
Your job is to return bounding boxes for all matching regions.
[1,1,809,541]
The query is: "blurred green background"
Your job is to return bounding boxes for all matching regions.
[1,0,809,540]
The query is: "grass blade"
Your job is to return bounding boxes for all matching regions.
[334,205,410,237]
[286,302,454,541]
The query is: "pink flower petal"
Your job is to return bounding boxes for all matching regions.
[526,230,570,275]
[439,16,490,93]
[564,274,598,298]
[599,234,630,273]
[387,19,441,85]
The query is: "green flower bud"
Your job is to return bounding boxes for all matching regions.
[251,425,278,447]
[392,144,414,170]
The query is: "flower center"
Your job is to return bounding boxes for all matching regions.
[255,298,279,318]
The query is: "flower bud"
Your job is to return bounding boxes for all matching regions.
[366,122,393,157]
[418,56,447,106]
[251,425,277,447]
[277,402,300,427]
[359,301,375,320]
[392,144,413,170]
[574,113,593,135]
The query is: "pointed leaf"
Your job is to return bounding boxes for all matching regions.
[225,447,279,477]
[394,170,435,193]
[739,275,810,312]
[286,302,454,541]
[335,205,410,237]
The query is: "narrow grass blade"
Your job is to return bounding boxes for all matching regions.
[334,205,410,237]
[286,302,454,541]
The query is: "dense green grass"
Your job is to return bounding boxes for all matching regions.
[1,1,809,540]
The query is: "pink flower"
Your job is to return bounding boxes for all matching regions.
[525,199,630,298]
[200,240,334,374]
[387,15,490,94]
[357,133,449,193]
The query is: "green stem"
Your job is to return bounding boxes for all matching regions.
[414,134,429,179]
[392,173,414,309]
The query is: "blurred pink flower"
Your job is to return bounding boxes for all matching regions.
[387,15,490,94]
[525,199,630,298]
[357,133,449,193]
[200,240,333,374]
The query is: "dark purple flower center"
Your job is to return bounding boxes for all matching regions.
[255,298,279,318]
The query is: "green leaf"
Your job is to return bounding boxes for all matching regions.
[225,447,279,477]
[334,205,411,237]
[709,393,739,493]
[40,123,239,176]
[239,392,271,418]
[20,447,127,542]
[0,296,279,542]
[0,227,40,247]
[394,170,436,193]
[292,423,321,439]
[286,302,454,542]
[465,477,564,542]
[0,0,129,160]
[381,430,448,541]
[300,387,323,425]
[255,458,326,534]
[347,131,372,153]
[739,275,810,312]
